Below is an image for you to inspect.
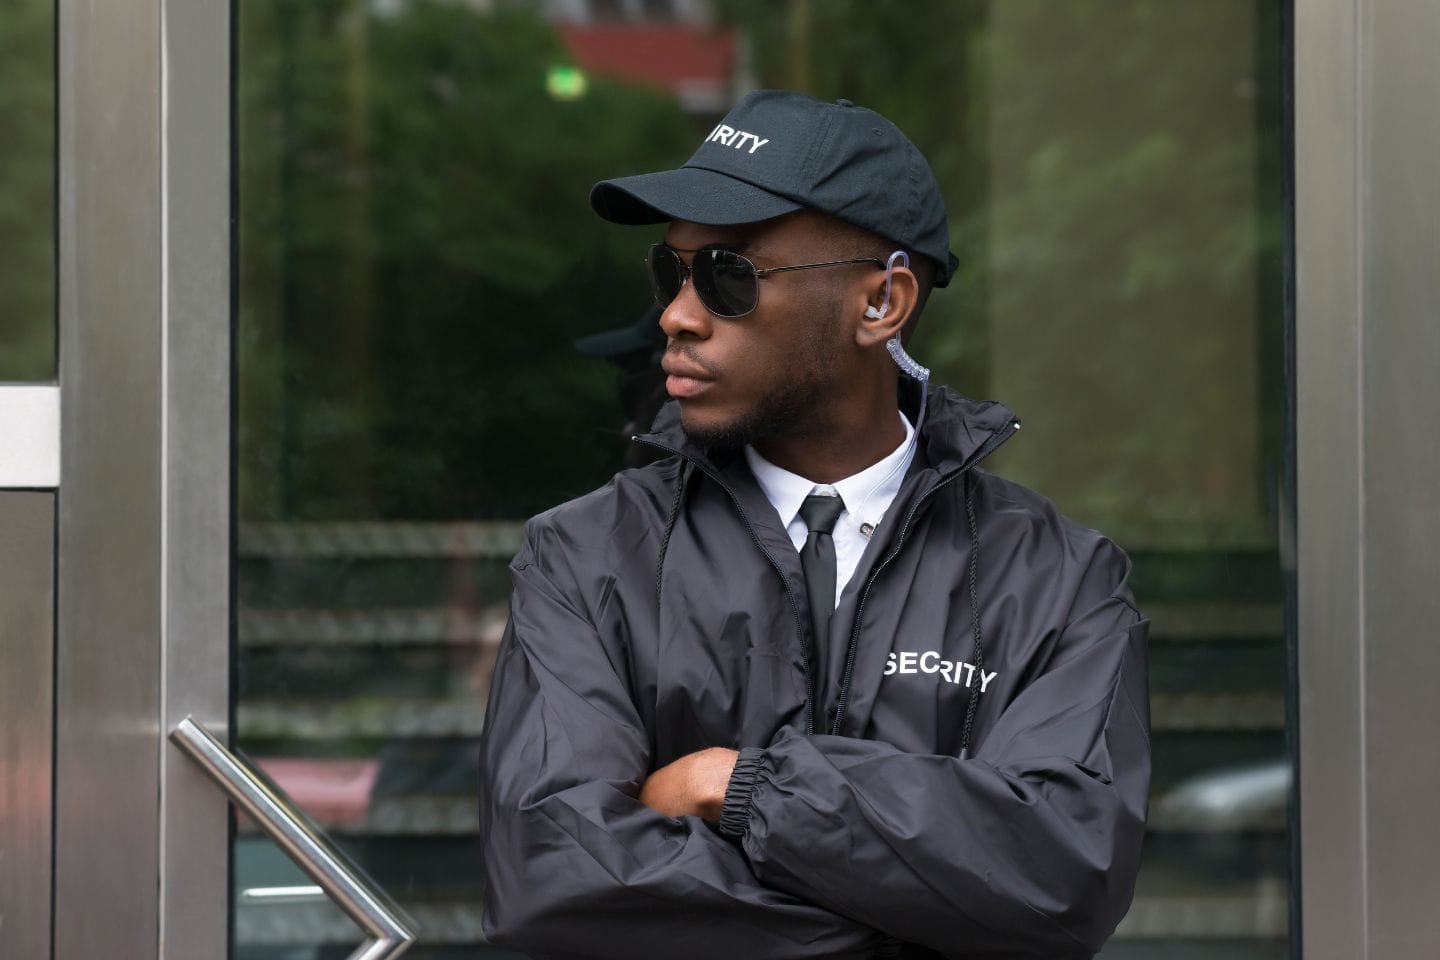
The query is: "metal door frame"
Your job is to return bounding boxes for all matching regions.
[1295,0,1440,957]
[52,0,231,956]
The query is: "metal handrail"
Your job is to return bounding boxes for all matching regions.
[170,716,417,960]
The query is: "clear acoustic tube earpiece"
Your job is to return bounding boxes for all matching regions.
[886,337,930,382]
[850,250,931,539]
[864,250,908,320]
[868,250,930,383]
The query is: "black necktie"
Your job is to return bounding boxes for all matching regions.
[798,493,845,707]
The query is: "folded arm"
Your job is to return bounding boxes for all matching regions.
[479,527,885,959]
[718,564,1151,957]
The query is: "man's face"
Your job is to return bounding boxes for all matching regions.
[658,212,866,449]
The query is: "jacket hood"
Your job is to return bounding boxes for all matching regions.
[637,380,1020,475]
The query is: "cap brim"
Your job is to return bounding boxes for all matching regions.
[574,325,654,358]
[590,166,803,227]
[574,303,666,358]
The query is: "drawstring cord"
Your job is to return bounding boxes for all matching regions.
[958,470,983,760]
[655,459,691,602]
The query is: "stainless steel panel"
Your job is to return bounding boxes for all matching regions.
[171,718,417,960]
[1295,0,1366,955]
[54,0,164,957]
[1298,0,1440,955]
[159,0,233,956]
[0,493,56,960]
[1361,0,1440,952]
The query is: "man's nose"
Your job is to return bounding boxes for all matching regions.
[658,281,713,340]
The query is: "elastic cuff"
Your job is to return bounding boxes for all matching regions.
[717,747,765,839]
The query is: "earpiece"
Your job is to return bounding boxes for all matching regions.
[865,250,909,322]
[848,250,930,542]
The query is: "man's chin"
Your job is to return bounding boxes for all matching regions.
[677,380,822,451]
[679,407,758,450]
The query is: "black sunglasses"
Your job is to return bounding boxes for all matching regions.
[646,243,885,319]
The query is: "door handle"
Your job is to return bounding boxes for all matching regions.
[170,716,417,960]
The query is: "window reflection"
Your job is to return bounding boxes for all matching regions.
[0,0,55,381]
[236,1,1289,957]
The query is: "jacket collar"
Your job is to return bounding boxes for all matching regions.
[637,381,1020,479]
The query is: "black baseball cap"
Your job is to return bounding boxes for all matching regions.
[590,90,958,287]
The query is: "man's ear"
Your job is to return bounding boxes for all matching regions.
[855,264,919,348]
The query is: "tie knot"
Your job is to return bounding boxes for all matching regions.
[799,493,845,535]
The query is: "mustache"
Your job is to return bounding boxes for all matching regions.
[664,344,721,378]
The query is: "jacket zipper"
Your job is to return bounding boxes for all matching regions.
[829,424,1018,735]
[634,437,818,735]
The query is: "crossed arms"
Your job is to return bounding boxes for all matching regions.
[478,524,1150,959]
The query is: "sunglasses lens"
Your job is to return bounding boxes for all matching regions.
[694,250,759,317]
[646,245,685,305]
[646,246,760,317]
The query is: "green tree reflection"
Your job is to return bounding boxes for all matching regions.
[239,0,695,521]
[0,0,55,380]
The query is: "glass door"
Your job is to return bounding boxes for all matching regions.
[232,1,1291,957]
[0,4,58,959]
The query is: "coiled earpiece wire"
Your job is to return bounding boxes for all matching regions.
[850,251,930,537]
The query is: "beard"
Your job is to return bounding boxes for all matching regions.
[680,304,842,450]
[680,370,833,451]
[676,280,849,451]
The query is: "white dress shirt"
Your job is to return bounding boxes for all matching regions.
[744,412,917,609]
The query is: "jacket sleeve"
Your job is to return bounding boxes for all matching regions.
[718,547,1151,958]
[479,522,887,959]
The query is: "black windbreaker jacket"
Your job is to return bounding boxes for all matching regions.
[479,385,1151,959]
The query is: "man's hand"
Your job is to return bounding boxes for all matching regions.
[639,747,739,822]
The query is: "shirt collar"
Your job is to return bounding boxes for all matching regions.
[743,412,916,529]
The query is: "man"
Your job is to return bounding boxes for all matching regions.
[574,302,671,469]
[479,90,1150,959]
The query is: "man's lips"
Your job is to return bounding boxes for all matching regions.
[662,355,716,399]
[665,373,713,399]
